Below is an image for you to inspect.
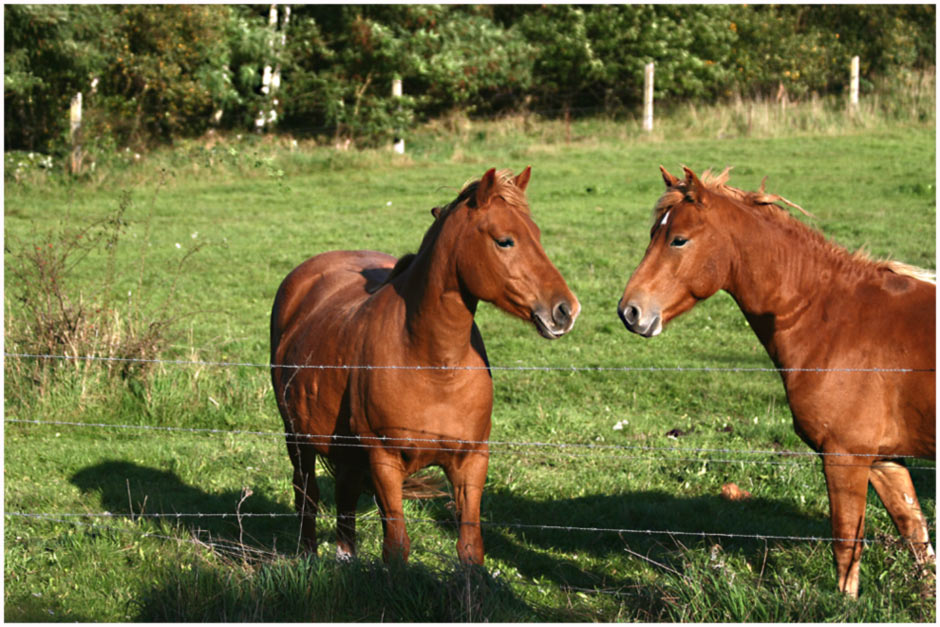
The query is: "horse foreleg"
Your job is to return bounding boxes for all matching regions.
[822,454,871,598]
[869,460,935,564]
[334,463,366,561]
[288,439,320,553]
[444,450,488,565]
[370,454,410,563]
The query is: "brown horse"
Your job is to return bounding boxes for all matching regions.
[617,165,935,597]
[271,167,579,565]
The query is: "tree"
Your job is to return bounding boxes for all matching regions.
[4,4,112,152]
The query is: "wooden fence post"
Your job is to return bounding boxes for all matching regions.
[849,55,860,111]
[643,62,654,132]
[392,77,404,154]
[69,92,82,175]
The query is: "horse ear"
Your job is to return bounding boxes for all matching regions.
[474,168,498,208]
[659,165,680,188]
[682,165,707,204]
[513,166,532,193]
[430,206,441,219]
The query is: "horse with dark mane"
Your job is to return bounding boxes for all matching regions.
[618,165,935,597]
[271,167,579,564]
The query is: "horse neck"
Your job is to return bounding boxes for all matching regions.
[722,205,840,366]
[397,218,478,365]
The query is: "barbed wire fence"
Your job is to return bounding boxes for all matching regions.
[5,351,937,574]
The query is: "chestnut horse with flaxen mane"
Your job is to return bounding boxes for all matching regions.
[618,166,935,597]
[271,167,579,565]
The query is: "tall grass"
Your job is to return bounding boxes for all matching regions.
[138,555,552,622]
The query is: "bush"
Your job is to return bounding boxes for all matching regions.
[4,4,935,152]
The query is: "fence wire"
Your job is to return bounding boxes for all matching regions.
[9,510,931,548]
[5,350,936,566]
[6,418,936,469]
[5,352,935,373]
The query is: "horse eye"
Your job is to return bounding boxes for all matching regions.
[670,236,688,248]
[495,237,515,249]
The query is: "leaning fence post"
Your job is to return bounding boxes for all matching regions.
[643,62,654,132]
[69,92,83,175]
[392,77,404,154]
[849,55,860,111]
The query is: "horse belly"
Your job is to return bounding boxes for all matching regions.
[351,369,494,470]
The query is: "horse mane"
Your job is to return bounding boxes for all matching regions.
[654,167,936,285]
[653,166,812,223]
[380,169,529,285]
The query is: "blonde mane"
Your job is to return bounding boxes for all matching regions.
[653,166,811,223]
[654,167,936,285]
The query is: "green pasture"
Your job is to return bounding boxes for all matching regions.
[4,118,936,621]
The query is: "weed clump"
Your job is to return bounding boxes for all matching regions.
[4,179,198,403]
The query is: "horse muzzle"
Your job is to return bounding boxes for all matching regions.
[617,298,662,338]
[532,298,579,339]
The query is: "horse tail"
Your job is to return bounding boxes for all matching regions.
[402,469,450,500]
[319,455,450,500]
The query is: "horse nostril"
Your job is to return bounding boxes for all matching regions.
[620,303,640,326]
[553,301,571,326]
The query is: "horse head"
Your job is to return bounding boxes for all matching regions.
[448,167,580,339]
[617,165,734,337]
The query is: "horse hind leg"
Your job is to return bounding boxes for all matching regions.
[333,463,366,561]
[287,438,320,553]
[869,460,936,564]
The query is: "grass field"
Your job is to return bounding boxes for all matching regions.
[4,110,936,621]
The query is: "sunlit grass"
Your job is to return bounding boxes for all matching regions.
[4,103,935,621]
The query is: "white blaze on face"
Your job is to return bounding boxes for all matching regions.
[660,210,671,228]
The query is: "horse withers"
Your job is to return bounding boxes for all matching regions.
[617,165,935,597]
[271,167,579,565]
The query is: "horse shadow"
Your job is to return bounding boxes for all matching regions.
[70,460,329,556]
[470,464,934,593]
[69,458,934,599]
[415,483,834,594]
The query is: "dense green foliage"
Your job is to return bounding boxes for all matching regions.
[5,4,935,153]
[4,107,935,620]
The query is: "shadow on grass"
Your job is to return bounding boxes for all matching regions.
[70,459,311,557]
[135,555,552,622]
[4,592,95,623]
[68,462,566,621]
[474,462,935,597]
[68,458,934,620]
[473,485,832,591]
